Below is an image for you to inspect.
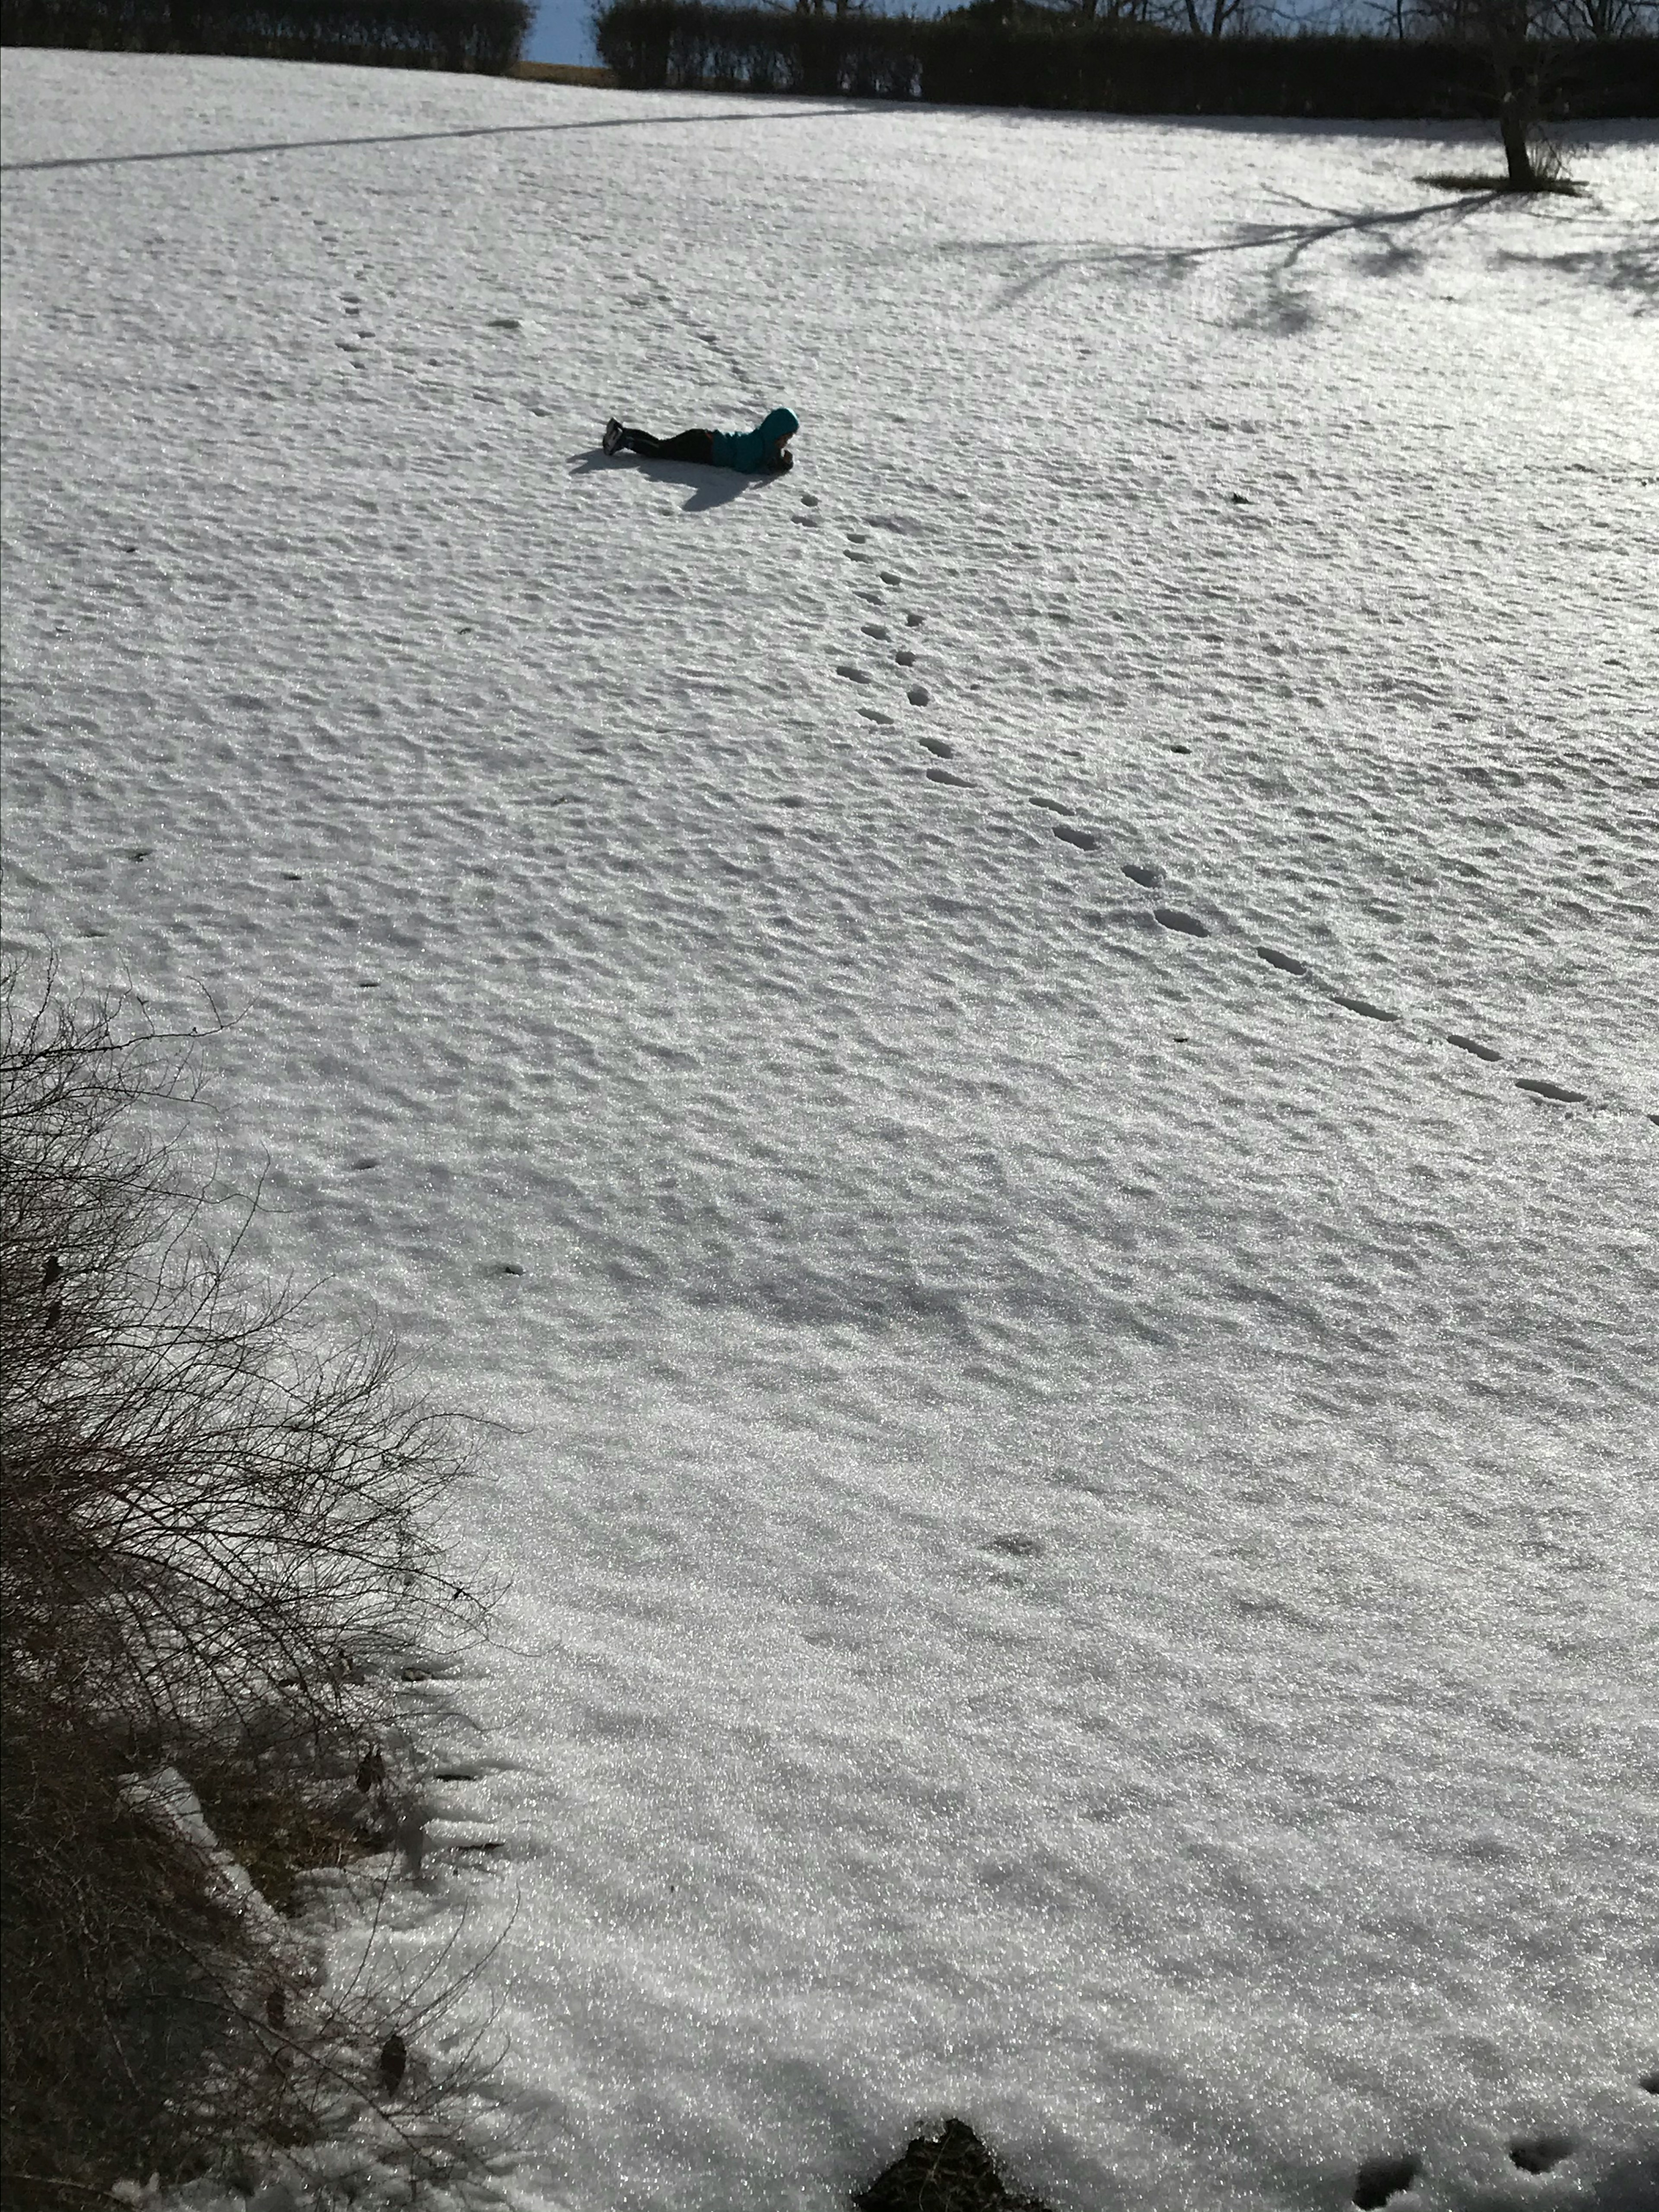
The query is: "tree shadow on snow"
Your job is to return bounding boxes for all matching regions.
[952,187,1554,331]
[569,448,779,513]
[0,105,866,177]
[1491,232,1659,312]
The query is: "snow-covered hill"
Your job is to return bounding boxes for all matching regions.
[3,51,1656,2209]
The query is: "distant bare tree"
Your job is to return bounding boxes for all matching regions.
[1557,0,1653,32]
[1397,0,1653,182]
[1410,0,1563,182]
[1062,0,1162,24]
[1179,0,1251,32]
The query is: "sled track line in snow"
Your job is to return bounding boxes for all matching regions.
[794,485,1653,1131]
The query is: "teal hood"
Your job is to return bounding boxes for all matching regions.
[710,407,798,473]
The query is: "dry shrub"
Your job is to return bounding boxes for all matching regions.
[0,962,488,2198]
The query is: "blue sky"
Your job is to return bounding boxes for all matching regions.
[526,0,601,62]
[524,0,977,67]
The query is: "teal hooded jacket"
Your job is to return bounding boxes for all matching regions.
[710,407,798,473]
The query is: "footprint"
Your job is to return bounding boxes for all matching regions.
[919,737,955,758]
[1516,1077,1586,1104]
[906,613,925,628]
[1447,1033,1502,1062]
[1352,2156,1417,2210]
[1509,2137,1572,2176]
[1154,908,1209,938]
[847,531,869,544]
[1052,824,1099,852]
[880,570,903,585]
[860,708,896,726]
[1170,743,1192,754]
[927,768,973,787]
[862,623,889,639]
[1029,796,1076,816]
[488,315,521,331]
[1259,947,1308,975]
[1122,863,1161,888]
[1332,992,1398,1021]
[350,1157,380,1173]
[497,1263,524,1277]
[800,493,820,507]
[987,1532,1043,1558]
[907,686,931,706]
[845,549,872,562]
[836,665,871,685]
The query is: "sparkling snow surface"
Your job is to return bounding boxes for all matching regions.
[4,53,1658,2210]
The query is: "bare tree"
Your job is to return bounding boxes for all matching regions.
[1179,0,1251,33]
[1557,0,1653,33]
[1051,0,1163,25]
[1401,0,1655,185]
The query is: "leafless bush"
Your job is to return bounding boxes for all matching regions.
[0,961,488,2198]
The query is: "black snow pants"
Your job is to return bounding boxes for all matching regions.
[617,427,715,462]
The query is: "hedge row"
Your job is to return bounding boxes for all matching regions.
[0,0,529,68]
[593,3,1659,116]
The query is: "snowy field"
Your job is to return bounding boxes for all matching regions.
[3,51,1658,2209]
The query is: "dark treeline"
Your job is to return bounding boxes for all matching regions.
[1,0,528,68]
[594,2,1659,114]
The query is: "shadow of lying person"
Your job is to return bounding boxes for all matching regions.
[569,446,783,513]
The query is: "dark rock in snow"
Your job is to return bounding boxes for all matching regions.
[852,2118,1055,2212]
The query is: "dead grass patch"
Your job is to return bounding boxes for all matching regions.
[511,60,617,84]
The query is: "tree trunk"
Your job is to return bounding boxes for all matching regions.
[1499,85,1536,185]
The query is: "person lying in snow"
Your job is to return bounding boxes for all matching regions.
[602,407,798,474]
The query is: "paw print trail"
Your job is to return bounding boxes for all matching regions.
[793,470,1637,1127]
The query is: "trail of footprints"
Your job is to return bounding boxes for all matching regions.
[801,488,1640,1125]
[1347,2076,1659,2208]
